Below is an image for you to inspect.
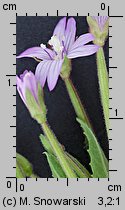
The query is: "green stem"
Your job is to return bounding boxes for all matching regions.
[64,78,93,131]
[96,47,109,136]
[42,122,77,178]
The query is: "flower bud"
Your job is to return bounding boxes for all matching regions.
[16,70,47,124]
[87,16,109,47]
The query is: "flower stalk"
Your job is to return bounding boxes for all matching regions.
[60,56,93,131]
[64,77,93,130]
[87,16,109,136]
[42,122,77,178]
[96,47,109,135]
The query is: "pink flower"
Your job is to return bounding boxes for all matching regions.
[16,70,47,124]
[87,16,109,46]
[17,17,99,91]
[16,70,38,106]
[91,16,109,31]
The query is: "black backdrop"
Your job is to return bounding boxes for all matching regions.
[16,16,109,178]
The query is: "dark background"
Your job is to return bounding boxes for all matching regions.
[16,16,109,178]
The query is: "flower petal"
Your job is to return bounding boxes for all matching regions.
[23,71,38,101]
[92,16,109,31]
[70,33,94,51]
[53,17,66,41]
[20,70,28,81]
[16,76,26,104]
[17,47,54,60]
[47,60,63,91]
[35,61,52,88]
[64,17,76,52]
[67,45,99,58]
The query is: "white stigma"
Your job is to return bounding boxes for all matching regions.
[40,43,46,49]
[48,35,63,54]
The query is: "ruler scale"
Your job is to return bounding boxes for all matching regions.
[0,0,124,209]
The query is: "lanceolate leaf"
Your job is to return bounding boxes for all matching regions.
[16,153,34,178]
[77,119,109,178]
[44,152,67,178]
[40,134,67,178]
[66,152,91,178]
[40,134,91,178]
[40,134,54,155]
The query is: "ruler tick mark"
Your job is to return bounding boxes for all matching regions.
[67,178,69,186]
[109,66,117,69]
[6,74,16,77]
[109,15,123,18]
[16,178,18,192]
[10,22,16,25]
[108,6,110,16]
[109,117,123,120]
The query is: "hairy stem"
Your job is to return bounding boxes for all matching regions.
[64,78,93,131]
[96,47,109,136]
[42,122,77,178]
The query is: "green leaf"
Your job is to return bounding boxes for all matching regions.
[77,119,109,178]
[40,134,54,155]
[42,123,77,178]
[40,134,67,178]
[16,153,34,178]
[44,152,67,178]
[65,152,91,178]
[40,134,90,178]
